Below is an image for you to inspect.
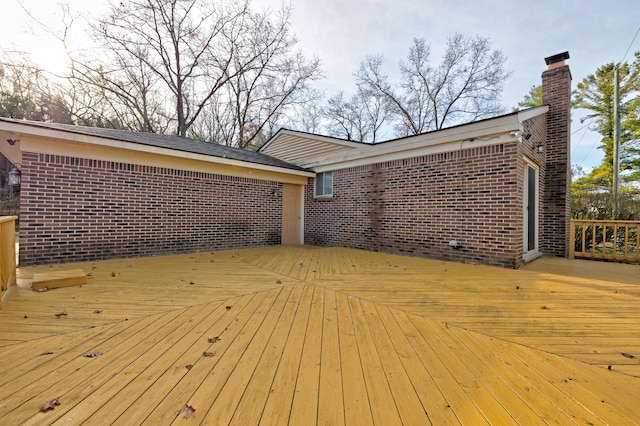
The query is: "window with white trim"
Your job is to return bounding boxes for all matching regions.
[315,171,333,197]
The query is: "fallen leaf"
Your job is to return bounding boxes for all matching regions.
[608,365,612,370]
[40,397,61,412]
[202,351,216,357]
[225,306,232,310]
[23,315,28,319]
[93,309,102,314]
[275,280,282,284]
[540,306,548,310]
[208,336,220,344]
[87,272,93,278]
[40,351,54,356]
[111,272,116,277]
[210,259,215,263]
[54,312,68,318]
[189,281,195,285]
[622,352,635,359]
[180,404,196,419]
[83,350,103,358]
[185,364,193,370]
[515,285,520,290]
[92,265,97,270]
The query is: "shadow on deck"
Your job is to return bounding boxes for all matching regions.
[1,246,639,424]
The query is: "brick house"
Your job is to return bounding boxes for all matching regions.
[0,122,313,265]
[0,53,571,268]
[260,52,572,268]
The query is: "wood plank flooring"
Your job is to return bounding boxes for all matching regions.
[0,246,639,425]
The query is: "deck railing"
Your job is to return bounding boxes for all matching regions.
[569,219,640,263]
[0,216,18,309]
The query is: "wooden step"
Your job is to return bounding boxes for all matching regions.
[31,269,87,291]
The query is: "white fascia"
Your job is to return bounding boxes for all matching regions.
[303,110,548,173]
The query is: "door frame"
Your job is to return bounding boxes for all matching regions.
[281,183,304,245]
[523,158,540,260]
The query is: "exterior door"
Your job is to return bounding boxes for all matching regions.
[524,162,538,254]
[282,184,303,245]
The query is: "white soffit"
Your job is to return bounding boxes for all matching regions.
[260,129,363,163]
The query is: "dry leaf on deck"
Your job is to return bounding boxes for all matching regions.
[208,336,220,344]
[622,352,635,359]
[40,397,60,412]
[202,351,216,357]
[83,350,103,358]
[93,309,102,314]
[180,404,196,419]
[275,280,282,284]
[111,272,116,277]
[54,312,67,318]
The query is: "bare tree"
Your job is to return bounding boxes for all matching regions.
[0,57,73,123]
[324,88,389,142]
[189,5,321,148]
[355,34,510,136]
[64,0,320,146]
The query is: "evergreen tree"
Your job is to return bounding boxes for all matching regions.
[515,85,542,110]
[573,52,640,188]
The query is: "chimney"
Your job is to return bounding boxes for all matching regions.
[540,52,572,257]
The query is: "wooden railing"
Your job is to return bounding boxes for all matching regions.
[569,219,640,263]
[0,216,18,309]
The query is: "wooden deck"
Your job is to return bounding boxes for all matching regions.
[1,246,639,425]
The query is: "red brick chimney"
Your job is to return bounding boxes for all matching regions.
[540,52,571,257]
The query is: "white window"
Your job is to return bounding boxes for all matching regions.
[315,171,333,197]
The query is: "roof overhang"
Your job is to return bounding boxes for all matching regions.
[271,106,549,172]
[0,120,314,184]
[259,128,364,164]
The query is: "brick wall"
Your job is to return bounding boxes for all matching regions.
[541,64,572,256]
[19,152,282,265]
[305,142,526,268]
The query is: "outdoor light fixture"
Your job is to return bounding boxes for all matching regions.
[8,166,21,187]
[535,143,544,153]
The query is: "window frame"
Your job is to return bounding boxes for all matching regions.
[314,171,333,198]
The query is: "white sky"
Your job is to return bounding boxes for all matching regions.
[3,0,640,171]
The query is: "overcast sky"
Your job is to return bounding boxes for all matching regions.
[3,0,640,171]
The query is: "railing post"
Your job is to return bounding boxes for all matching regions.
[569,220,575,259]
[1,216,18,310]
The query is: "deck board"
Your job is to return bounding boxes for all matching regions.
[0,246,639,424]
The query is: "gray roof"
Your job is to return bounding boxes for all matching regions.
[0,117,307,172]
